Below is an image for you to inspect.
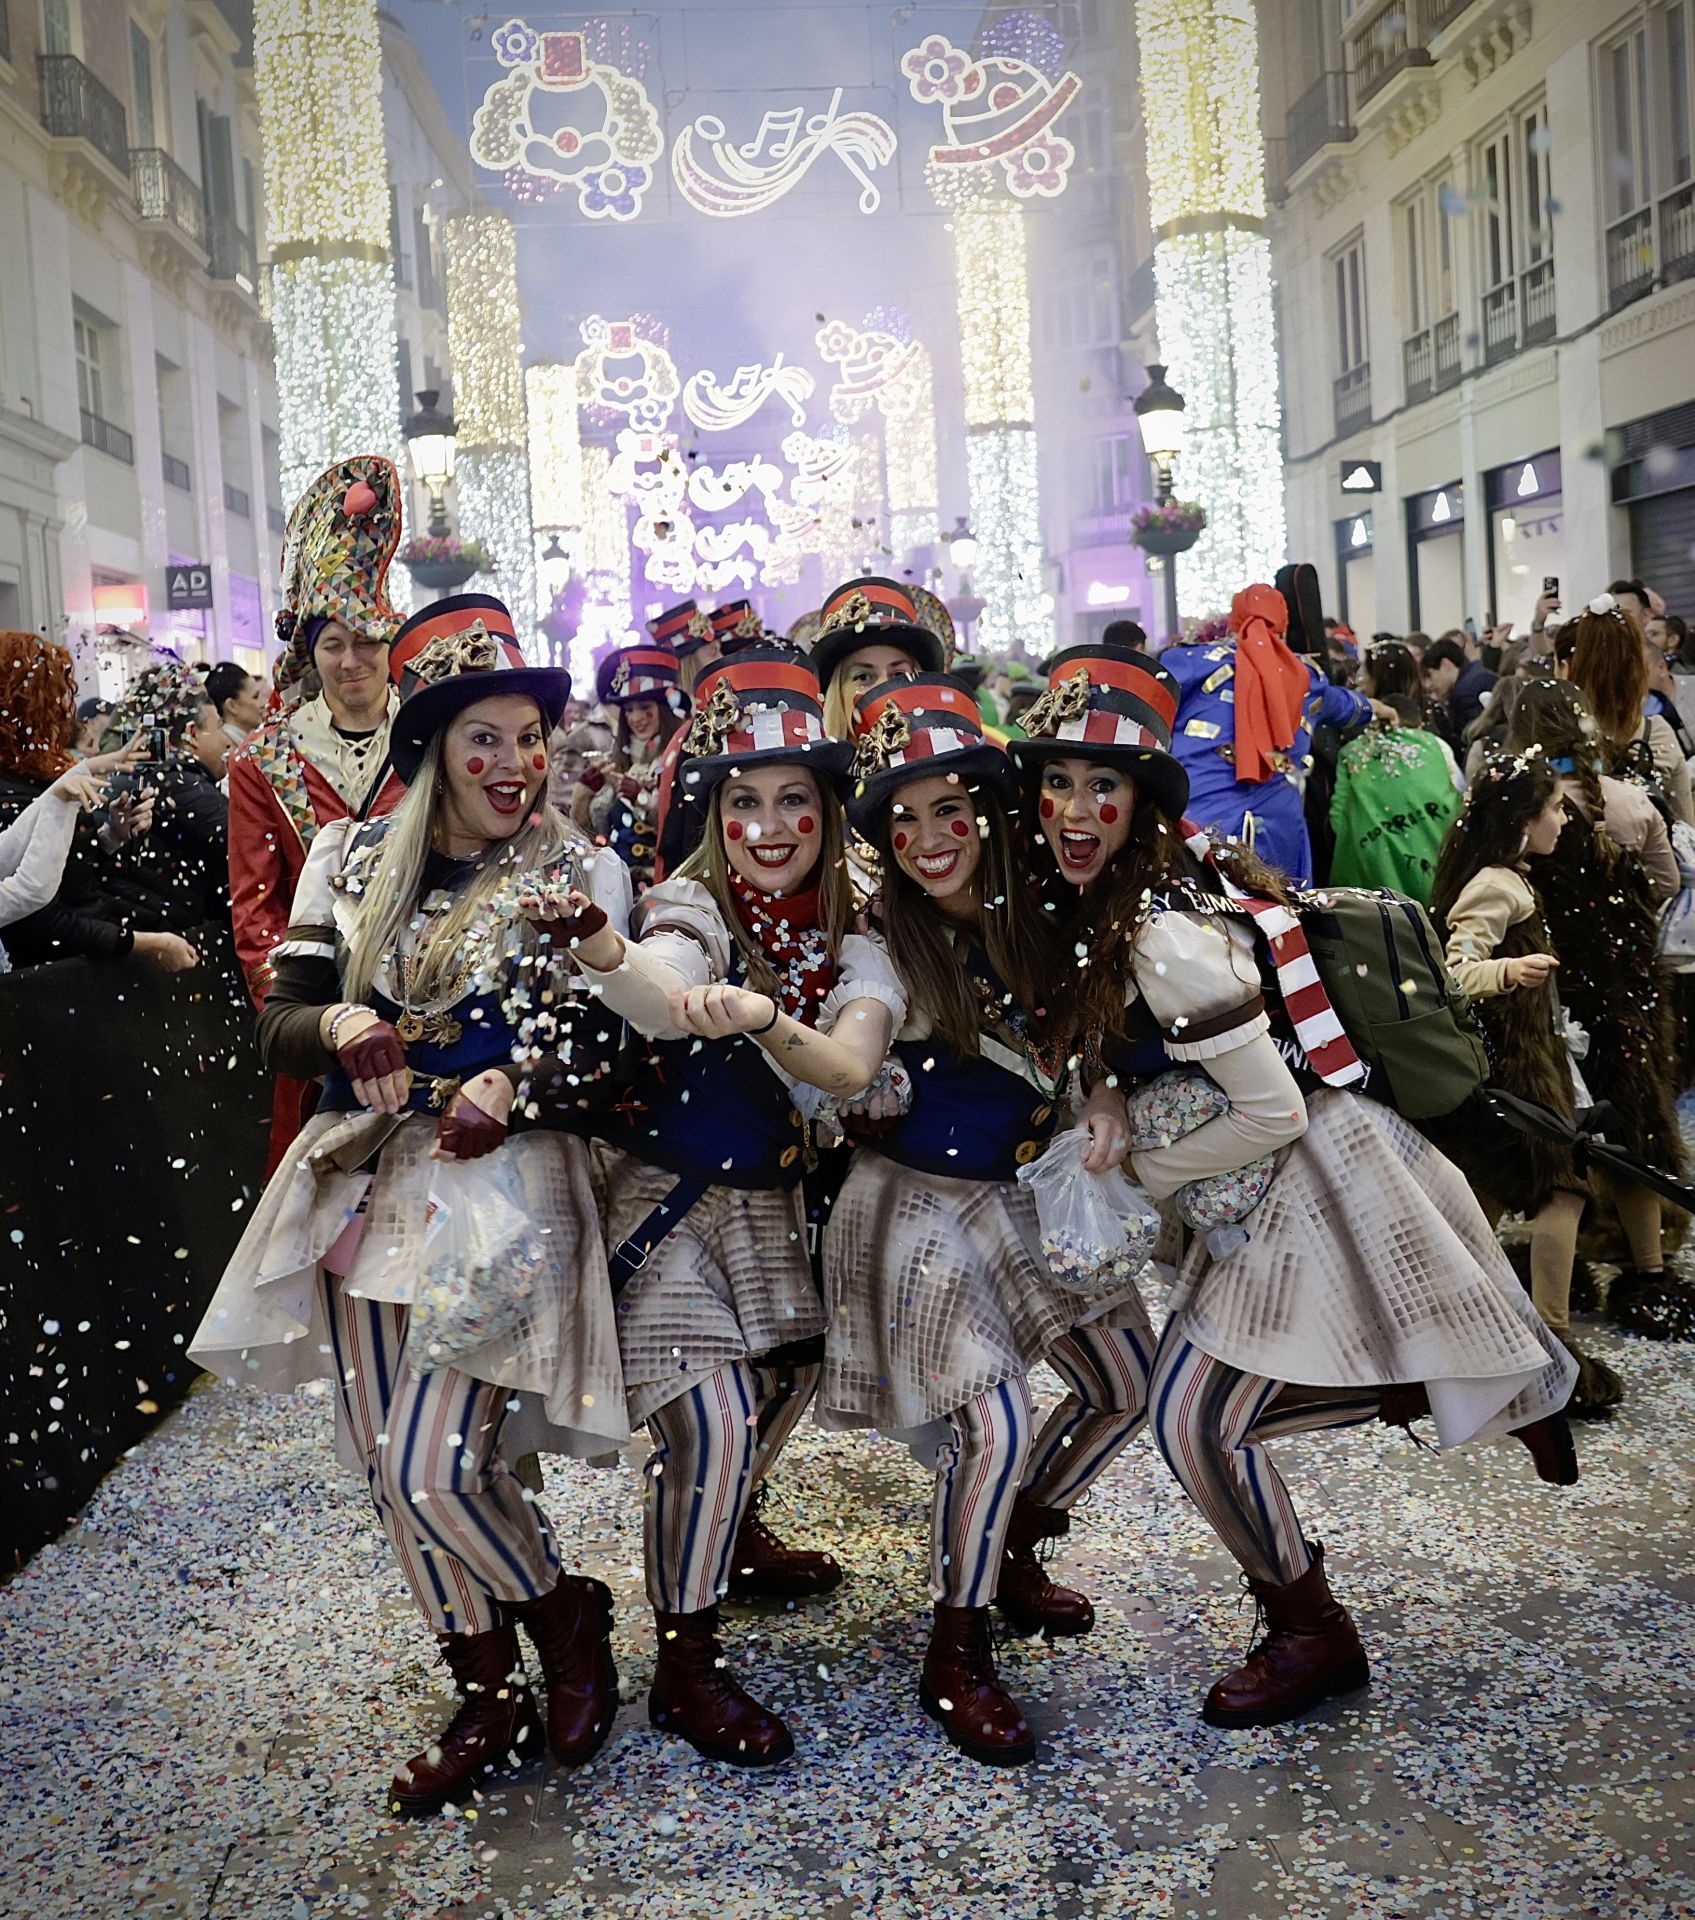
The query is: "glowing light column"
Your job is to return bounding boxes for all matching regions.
[255,0,400,505]
[954,203,1044,656]
[1135,0,1287,614]
[443,213,536,640]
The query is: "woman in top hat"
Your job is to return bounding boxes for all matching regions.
[573,638,688,893]
[1010,631,1579,1730]
[650,597,721,699]
[553,643,903,1768]
[190,595,632,1816]
[814,577,947,742]
[821,674,1155,1766]
[650,600,766,881]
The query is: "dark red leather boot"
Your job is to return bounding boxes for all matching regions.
[1201,1543,1369,1730]
[512,1575,618,1765]
[919,1605,1037,1766]
[724,1490,843,1601]
[997,1496,1094,1638]
[388,1623,543,1817]
[648,1607,795,1767]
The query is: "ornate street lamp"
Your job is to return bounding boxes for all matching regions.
[1131,364,1200,643]
[403,388,458,538]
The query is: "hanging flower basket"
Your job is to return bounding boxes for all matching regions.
[1131,501,1207,558]
[399,536,492,592]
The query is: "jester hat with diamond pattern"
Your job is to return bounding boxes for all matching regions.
[270,455,404,707]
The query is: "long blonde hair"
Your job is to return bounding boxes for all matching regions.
[674,770,854,996]
[342,729,575,1005]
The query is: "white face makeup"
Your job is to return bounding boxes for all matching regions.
[1036,757,1135,887]
[888,772,981,912]
[438,694,549,848]
[719,762,825,895]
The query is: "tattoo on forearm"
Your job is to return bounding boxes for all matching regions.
[782,1032,806,1051]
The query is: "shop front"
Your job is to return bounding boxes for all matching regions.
[1334,510,1376,636]
[1406,481,1467,635]
[1485,451,1562,632]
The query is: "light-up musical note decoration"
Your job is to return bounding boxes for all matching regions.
[686,456,786,515]
[682,356,816,434]
[671,88,896,217]
[574,317,679,432]
[470,25,663,219]
[899,31,1080,203]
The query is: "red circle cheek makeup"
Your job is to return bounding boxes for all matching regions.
[950,819,971,838]
[1039,796,1055,819]
[532,755,547,772]
[796,815,817,836]
[893,831,909,852]
[465,757,485,776]
[1098,803,1120,825]
[725,820,744,841]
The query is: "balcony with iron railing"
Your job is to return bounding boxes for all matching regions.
[131,148,206,254]
[207,213,257,291]
[1432,312,1461,389]
[1520,257,1556,347]
[39,54,130,181]
[1482,280,1518,364]
[1663,182,1695,284]
[1428,0,1479,33]
[1403,327,1435,406]
[161,451,191,491]
[1284,69,1353,181]
[81,408,134,464]
[1347,0,1436,110]
[1334,362,1372,437]
[223,482,251,518]
[1606,207,1656,311]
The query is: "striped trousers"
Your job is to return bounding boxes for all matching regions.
[324,1276,560,1635]
[644,1359,819,1613]
[1149,1328,1382,1586]
[932,1375,1035,1607]
[1021,1323,1154,1511]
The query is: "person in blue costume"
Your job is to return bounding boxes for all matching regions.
[190,596,634,1817]
[557,642,901,1770]
[819,673,1153,1767]
[1162,586,1385,884]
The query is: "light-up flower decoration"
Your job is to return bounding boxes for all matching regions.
[815,319,861,366]
[581,162,650,221]
[1005,131,1072,198]
[491,18,537,68]
[901,35,978,104]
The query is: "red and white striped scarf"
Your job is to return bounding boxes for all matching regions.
[1182,821,1366,1090]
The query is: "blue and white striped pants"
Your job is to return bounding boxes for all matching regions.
[1021,1322,1154,1511]
[644,1359,819,1613]
[932,1375,1036,1607]
[1149,1328,1381,1585]
[324,1278,560,1635]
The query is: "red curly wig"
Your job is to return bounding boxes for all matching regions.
[0,632,77,783]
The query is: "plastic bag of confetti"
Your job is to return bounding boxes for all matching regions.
[1126,1069,1275,1257]
[406,1154,545,1372]
[1017,1126,1159,1295]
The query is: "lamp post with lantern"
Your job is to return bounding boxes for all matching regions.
[1131,364,1201,644]
[945,515,986,650]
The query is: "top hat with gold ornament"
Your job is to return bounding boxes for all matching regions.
[386,593,570,783]
[709,598,767,652]
[810,576,946,690]
[673,642,852,807]
[1007,642,1189,817]
[271,455,404,707]
[846,672,1015,833]
[596,640,687,710]
[648,599,718,660]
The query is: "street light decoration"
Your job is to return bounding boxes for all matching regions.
[403,389,458,538]
[1132,363,1187,468]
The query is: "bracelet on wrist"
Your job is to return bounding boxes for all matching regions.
[327,1004,368,1050]
[748,998,782,1037]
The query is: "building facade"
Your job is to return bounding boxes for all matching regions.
[1263,0,1695,637]
[0,0,466,690]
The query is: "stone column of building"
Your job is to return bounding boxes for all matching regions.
[1134,0,1287,617]
[255,0,402,507]
[442,213,535,642]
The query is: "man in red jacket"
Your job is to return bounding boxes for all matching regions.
[227,454,408,1171]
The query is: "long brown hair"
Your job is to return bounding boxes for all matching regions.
[1504,678,1613,841]
[868,785,1058,1057]
[0,633,76,783]
[1566,606,1648,749]
[1430,751,1558,935]
[615,697,683,763]
[674,765,855,998]
[1037,780,1292,1042]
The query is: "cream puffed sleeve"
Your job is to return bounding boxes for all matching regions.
[816,930,908,1036]
[1441,865,1536,999]
[574,875,730,1037]
[1126,909,1308,1201]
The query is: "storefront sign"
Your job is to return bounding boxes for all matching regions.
[165,563,213,611]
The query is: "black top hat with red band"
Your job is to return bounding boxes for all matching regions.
[710,599,767,651]
[847,672,1015,833]
[596,640,686,708]
[811,576,946,689]
[674,642,853,805]
[1008,642,1189,817]
[648,599,718,659]
[388,593,570,784]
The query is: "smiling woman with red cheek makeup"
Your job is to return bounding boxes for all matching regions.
[814,675,1157,1768]
[810,575,947,742]
[557,643,904,1769]
[1011,641,1580,1736]
[571,641,688,894]
[190,596,637,1817]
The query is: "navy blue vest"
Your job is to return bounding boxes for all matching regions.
[867,1039,1058,1182]
[318,985,518,1116]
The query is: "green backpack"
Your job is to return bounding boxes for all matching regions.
[1295,887,1489,1120]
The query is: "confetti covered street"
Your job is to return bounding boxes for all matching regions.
[4,1317,1693,1920]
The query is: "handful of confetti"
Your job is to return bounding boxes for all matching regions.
[1126,1069,1275,1257]
[1017,1126,1160,1296]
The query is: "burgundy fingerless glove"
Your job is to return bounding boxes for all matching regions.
[577,766,608,794]
[535,901,610,949]
[435,1087,508,1160]
[336,1019,407,1085]
[616,773,643,802]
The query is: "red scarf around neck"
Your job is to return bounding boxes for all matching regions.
[728,870,837,1022]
